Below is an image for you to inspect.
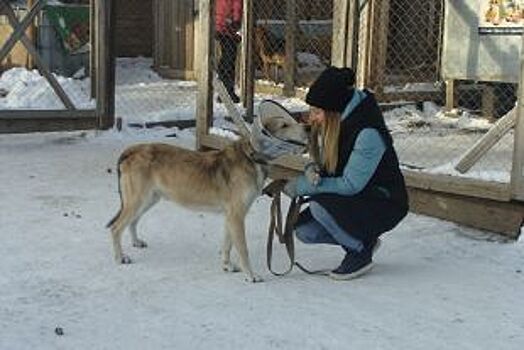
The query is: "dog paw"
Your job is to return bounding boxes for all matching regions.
[120,255,132,264]
[222,262,241,273]
[132,239,148,248]
[245,274,263,283]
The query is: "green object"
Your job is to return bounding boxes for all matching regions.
[45,4,89,54]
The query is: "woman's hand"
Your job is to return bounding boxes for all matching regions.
[304,162,321,186]
[283,178,298,198]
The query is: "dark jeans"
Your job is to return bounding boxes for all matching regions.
[295,202,365,252]
[216,33,239,97]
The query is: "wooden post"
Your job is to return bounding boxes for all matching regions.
[357,0,372,88]
[367,0,389,96]
[90,0,96,99]
[196,0,214,149]
[96,0,116,129]
[510,32,524,201]
[446,79,456,111]
[26,0,35,69]
[348,0,361,69]
[283,0,297,96]
[331,0,349,67]
[482,84,496,121]
[240,0,254,122]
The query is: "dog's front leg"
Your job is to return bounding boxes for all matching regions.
[221,229,241,273]
[225,212,262,283]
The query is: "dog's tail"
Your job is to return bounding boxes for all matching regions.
[106,152,131,228]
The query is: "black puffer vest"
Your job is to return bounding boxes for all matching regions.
[311,91,408,240]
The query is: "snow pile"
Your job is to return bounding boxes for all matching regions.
[296,51,326,73]
[0,67,94,110]
[384,82,440,93]
[425,162,511,183]
[385,102,493,134]
[115,57,164,86]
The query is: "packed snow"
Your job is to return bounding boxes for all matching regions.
[0,58,523,348]
[0,127,523,350]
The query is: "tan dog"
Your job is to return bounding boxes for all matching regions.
[107,117,308,282]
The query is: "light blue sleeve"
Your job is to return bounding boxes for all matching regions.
[295,128,386,196]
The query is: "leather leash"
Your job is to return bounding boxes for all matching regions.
[263,180,330,276]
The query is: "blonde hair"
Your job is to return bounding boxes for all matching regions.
[310,111,341,175]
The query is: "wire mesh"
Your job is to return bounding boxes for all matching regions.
[114,0,197,126]
[253,0,332,86]
[357,0,517,181]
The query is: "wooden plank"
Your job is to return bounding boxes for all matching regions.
[357,0,373,87]
[114,0,153,57]
[446,79,455,111]
[347,0,360,68]
[482,84,496,121]
[154,67,196,80]
[511,32,524,201]
[152,0,162,69]
[25,0,35,69]
[0,114,98,133]
[90,0,96,99]
[2,5,76,110]
[455,107,516,174]
[186,0,195,75]
[283,0,297,96]
[513,101,524,200]
[195,0,214,149]
[213,75,250,137]
[408,187,523,238]
[404,170,511,202]
[173,0,181,70]
[0,110,96,119]
[331,0,350,67]
[367,0,389,95]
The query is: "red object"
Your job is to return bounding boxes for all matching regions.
[215,0,243,35]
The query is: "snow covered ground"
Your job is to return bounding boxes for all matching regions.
[0,127,523,350]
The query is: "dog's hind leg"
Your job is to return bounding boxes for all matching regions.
[225,210,262,283]
[109,173,150,264]
[109,207,137,264]
[129,193,159,249]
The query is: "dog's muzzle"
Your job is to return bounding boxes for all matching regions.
[250,116,307,160]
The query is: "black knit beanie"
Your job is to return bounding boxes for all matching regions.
[305,66,356,113]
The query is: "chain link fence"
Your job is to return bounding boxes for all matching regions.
[113,0,198,127]
[252,0,331,87]
[357,0,517,182]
